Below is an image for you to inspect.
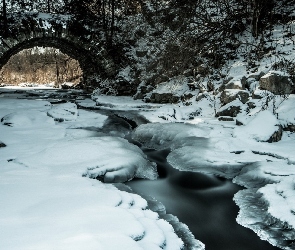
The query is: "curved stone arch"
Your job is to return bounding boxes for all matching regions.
[0,13,116,89]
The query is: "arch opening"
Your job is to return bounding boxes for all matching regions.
[0,46,83,89]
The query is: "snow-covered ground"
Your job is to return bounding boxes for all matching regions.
[0,89,204,250]
[1,87,295,249]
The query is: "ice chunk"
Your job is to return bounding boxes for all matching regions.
[1,110,55,127]
[133,123,253,179]
[233,161,295,188]
[133,123,210,150]
[47,102,78,121]
[16,136,158,182]
[234,179,295,250]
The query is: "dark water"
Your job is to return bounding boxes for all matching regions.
[128,148,280,250]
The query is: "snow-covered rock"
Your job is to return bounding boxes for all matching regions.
[234,110,283,142]
[220,89,250,105]
[216,99,245,117]
[260,71,295,95]
[276,94,295,132]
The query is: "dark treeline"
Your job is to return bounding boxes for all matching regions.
[1,0,289,40]
[0,47,82,86]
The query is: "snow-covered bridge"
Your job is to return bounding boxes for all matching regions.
[0,12,116,90]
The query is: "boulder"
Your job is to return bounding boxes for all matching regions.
[149,92,180,104]
[275,97,295,132]
[233,110,283,142]
[195,64,209,76]
[216,100,244,117]
[259,71,295,95]
[225,77,246,90]
[0,141,6,148]
[268,125,283,143]
[136,50,148,57]
[248,71,265,81]
[218,116,234,122]
[220,89,250,105]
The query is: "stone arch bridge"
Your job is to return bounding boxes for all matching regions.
[0,12,118,91]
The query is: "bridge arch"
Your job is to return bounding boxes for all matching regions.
[0,13,116,90]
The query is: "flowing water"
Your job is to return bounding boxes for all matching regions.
[128,148,280,250]
[93,111,280,250]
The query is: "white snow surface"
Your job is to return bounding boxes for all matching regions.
[0,95,183,250]
[233,110,280,142]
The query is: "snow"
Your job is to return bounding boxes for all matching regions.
[276,95,295,127]
[233,110,280,141]
[0,92,188,250]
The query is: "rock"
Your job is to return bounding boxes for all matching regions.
[216,100,244,117]
[0,141,6,148]
[220,89,250,105]
[267,125,283,143]
[136,50,148,57]
[248,71,265,81]
[195,64,209,76]
[233,110,283,142]
[207,81,215,91]
[196,93,207,102]
[183,69,193,77]
[218,116,234,122]
[283,124,295,132]
[225,77,246,90]
[181,93,194,102]
[259,71,295,95]
[247,101,256,109]
[149,93,180,104]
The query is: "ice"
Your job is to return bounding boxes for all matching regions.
[133,123,253,178]
[13,136,158,182]
[234,184,295,250]
[47,102,78,121]
[1,110,55,127]
[133,123,210,150]
[233,161,295,188]
[234,160,295,249]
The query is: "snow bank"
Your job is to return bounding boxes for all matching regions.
[234,110,280,142]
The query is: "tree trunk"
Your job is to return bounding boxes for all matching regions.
[47,0,51,13]
[110,0,115,45]
[2,0,8,33]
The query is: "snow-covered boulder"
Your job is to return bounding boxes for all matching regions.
[47,102,78,122]
[216,100,245,117]
[260,71,295,95]
[220,89,250,105]
[147,78,191,104]
[276,95,295,132]
[233,110,283,142]
[149,92,180,103]
[224,77,246,90]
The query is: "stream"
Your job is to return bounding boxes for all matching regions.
[88,109,280,250]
